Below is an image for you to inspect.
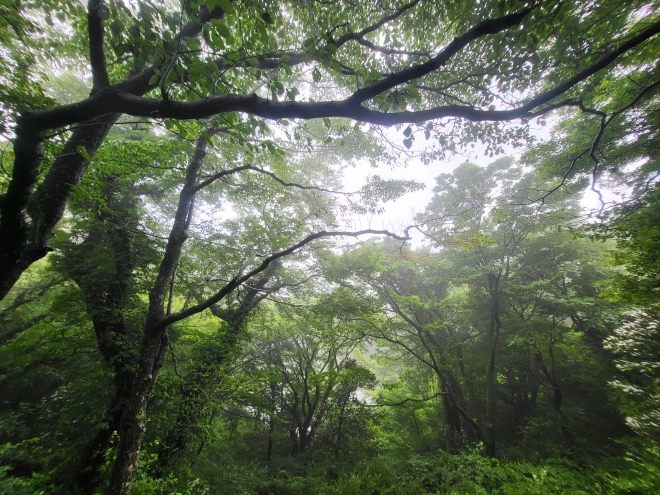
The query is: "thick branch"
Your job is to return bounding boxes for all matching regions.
[21,14,660,133]
[348,6,536,103]
[88,0,110,91]
[521,20,660,113]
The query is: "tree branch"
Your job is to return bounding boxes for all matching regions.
[365,392,442,407]
[87,0,110,91]
[348,6,536,103]
[353,36,430,57]
[155,228,410,330]
[521,21,660,114]
[3,8,659,302]
[335,0,421,47]
[192,163,356,195]
[20,12,660,133]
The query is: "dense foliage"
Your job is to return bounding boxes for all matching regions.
[1,0,660,494]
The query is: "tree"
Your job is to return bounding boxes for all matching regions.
[2,115,411,494]
[325,244,482,449]
[150,261,281,478]
[2,1,660,493]
[417,158,570,456]
[323,157,621,459]
[1,0,659,300]
[247,300,375,460]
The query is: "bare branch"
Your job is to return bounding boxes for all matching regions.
[364,392,442,407]
[335,0,422,47]
[192,164,357,195]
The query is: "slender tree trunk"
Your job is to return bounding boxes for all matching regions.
[456,344,483,437]
[535,350,572,440]
[484,272,501,458]
[335,396,349,458]
[439,374,463,450]
[267,387,276,462]
[289,427,300,456]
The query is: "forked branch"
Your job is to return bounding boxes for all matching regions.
[155,228,411,330]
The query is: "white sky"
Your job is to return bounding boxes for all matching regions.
[338,116,617,249]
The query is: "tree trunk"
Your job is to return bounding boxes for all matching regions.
[0,115,121,301]
[535,350,572,440]
[107,329,167,495]
[484,272,501,458]
[267,386,276,462]
[63,180,138,494]
[104,132,213,494]
[438,373,462,449]
[456,344,483,439]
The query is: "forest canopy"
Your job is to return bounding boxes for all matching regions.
[1,0,660,494]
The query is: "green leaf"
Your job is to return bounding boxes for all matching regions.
[215,22,232,41]
[216,0,235,15]
[76,146,91,160]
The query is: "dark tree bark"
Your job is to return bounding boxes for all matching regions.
[105,128,212,495]
[0,5,227,302]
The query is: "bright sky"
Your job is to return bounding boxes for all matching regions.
[339,116,617,248]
